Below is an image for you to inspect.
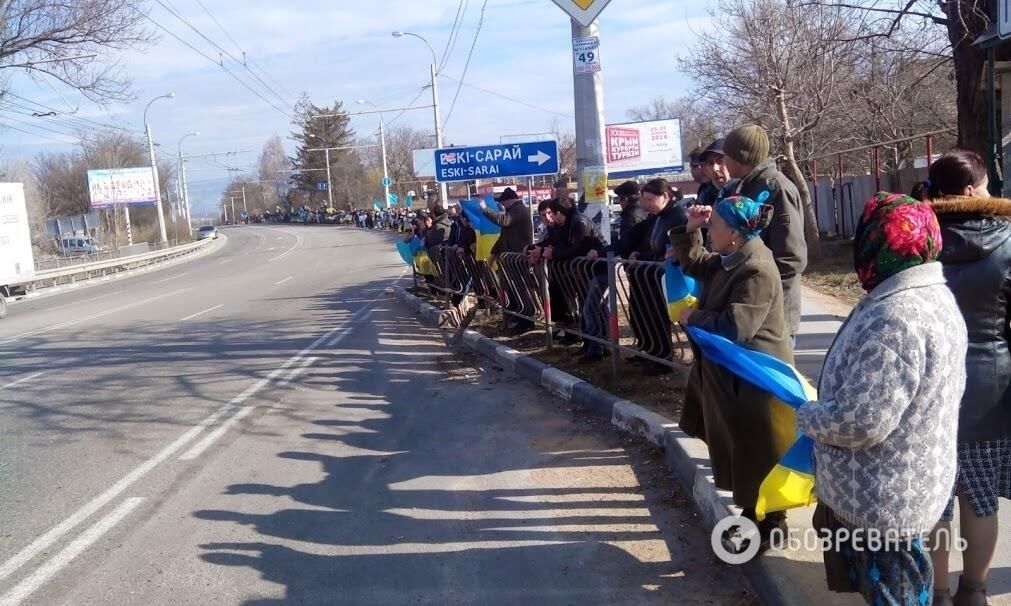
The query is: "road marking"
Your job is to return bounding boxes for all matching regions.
[273,276,293,286]
[276,356,318,388]
[0,372,44,390]
[178,306,373,461]
[40,290,124,313]
[268,231,304,263]
[149,272,188,285]
[180,304,224,322]
[0,498,145,606]
[0,289,190,345]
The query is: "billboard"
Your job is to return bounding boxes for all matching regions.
[605,119,684,178]
[412,148,436,178]
[86,167,158,209]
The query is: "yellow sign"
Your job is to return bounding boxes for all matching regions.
[550,0,613,27]
[582,166,609,204]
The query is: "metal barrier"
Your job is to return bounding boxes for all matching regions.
[411,245,691,374]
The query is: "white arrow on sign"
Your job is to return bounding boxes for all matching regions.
[528,151,552,166]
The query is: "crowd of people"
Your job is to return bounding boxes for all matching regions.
[353,122,1011,606]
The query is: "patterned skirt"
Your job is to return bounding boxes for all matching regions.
[941,439,1011,521]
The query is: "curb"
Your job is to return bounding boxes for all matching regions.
[392,285,811,606]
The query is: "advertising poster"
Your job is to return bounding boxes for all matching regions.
[605,119,684,177]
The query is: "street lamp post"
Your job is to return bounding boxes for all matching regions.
[177,131,199,235]
[144,92,174,244]
[358,99,390,207]
[392,31,447,207]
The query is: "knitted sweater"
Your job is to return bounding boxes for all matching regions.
[796,263,967,535]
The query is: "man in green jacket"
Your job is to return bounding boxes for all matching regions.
[480,188,535,333]
[724,125,808,341]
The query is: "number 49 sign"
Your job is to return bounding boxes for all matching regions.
[573,36,600,74]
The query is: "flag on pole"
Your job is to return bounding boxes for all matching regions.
[459,197,502,261]
[662,258,701,322]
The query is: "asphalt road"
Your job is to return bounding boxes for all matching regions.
[0,225,751,605]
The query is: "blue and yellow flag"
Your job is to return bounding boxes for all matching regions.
[684,325,818,519]
[663,258,701,322]
[459,198,501,262]
[395,240,414,266]
[408,235,436,276]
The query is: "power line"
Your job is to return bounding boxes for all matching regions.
[1,92,136,132]
[151,0,292,110]
[444,0,489,127]
[385,87,429,128]
[439,74,572,118]
[137,9,291,118]
[440,0,468,70]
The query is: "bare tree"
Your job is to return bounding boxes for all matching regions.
[0,0,154,104]
[251,135,289,212]
[626,96,728,155]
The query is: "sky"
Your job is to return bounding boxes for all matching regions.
[0,0,712,213]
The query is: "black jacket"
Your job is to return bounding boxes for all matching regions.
[611,201,651,259]
[426,212,453,248]
[551,211,606,261]
[932,196,1011,442]
[484,201,533,255]
[644,200,688,261]
[696,182,721,206]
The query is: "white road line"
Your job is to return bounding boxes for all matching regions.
[268,231,304,263]
[149,272,188,285]
[276,356,318,388]
[273,276,293,286]
[0,498,145,606]
[219,258,232,265]
[0,289,190,345]
[0,371,43,390]
[180,304,224,322]
[178,306,373,461]
[41,290,123,313]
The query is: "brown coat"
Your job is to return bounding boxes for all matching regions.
[484,201,533,255]
[672,229,795,508]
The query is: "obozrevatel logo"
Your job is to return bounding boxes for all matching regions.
[710,515,761,564]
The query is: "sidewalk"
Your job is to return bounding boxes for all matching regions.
[790,286,1011,605]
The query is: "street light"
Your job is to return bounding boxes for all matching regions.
[358,99,390,209]
[392,30,447,207]
[177,131,199,232]
[144,92,174,243]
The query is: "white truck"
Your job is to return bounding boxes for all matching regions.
[0,183,34,319]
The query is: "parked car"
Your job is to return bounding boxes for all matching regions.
[59,236,107,257]
[197,225,218,240]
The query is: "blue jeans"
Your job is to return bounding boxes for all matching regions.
[582,273,609,355]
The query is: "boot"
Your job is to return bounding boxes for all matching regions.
[953,576,989,606]
[933,591,954,606]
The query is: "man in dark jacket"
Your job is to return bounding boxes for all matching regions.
[698,138,738,205]
[691,147,719,208]
[481,187,535,332]
[724,124,808,340]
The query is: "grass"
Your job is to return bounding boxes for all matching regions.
[803,238,863,307]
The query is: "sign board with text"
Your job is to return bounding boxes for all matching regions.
[412,148,437,178]
[572,36,600,74]
[605,119,684,178]
[550,0,614,27]
[433,140,559,183]
[86,167,158,209]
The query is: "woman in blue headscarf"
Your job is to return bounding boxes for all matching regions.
[669,192,795,544]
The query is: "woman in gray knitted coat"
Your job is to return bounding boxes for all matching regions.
[797,193,968,605]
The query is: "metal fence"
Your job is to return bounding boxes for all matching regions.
[418,245,692,375]
[34,240,182,272]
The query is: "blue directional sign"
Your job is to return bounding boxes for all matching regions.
[434,140,559,183]
[381,176,393,187]
[316,182,328,191]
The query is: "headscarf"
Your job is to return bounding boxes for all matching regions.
[714,190,774,241]
[854,192,942,292]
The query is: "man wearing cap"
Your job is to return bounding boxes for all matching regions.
[480,187,535,332]
[724,124,808,341]
[690,147,719,207]
[698,138,737,206]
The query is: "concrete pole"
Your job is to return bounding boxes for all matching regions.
[324,148,334,207]
[124,206,133,246]
[379,113,390,207]
[241,186,248,215]
[145,122,169,243]
[431,63,449,208]
[571,18,609,243]
[181,161,192,230]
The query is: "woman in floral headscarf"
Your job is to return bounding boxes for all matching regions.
[669,191,794,542]
[798,193,968,606]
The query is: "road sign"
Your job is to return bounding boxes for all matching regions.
[381,176,393,187]
[434,140,560,183]
[240,210,248,218]
[573,36,600,74]
[550,0,613,27]
[316,182,328,191]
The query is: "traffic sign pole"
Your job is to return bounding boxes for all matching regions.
[571,17,610,243]
[380,113,391,208]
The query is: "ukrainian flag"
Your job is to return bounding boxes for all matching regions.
[408,235,436,276]
[396,240,414,267]
[459,198,501,262]
[663,258,701,322]
[684,325,817,519]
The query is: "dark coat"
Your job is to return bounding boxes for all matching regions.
[643,200,688,261]
[931,196,1011,443]
[735,159,808,334]
[696,182,721,206]
[611,202,653,259]
[484,201,533,255]
[551,211,606,261]
[426,212,453,249]
[672,228,794,508]
[458,224,477,255]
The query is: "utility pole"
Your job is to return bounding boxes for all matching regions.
[307,145,377,207]
[359,100,390,207]
[144,93,174,244]
[571,18,609,242]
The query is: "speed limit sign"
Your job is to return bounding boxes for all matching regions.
[573,36,600,74]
